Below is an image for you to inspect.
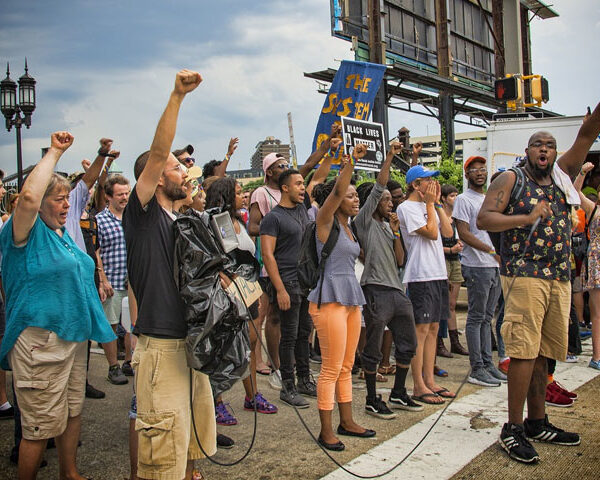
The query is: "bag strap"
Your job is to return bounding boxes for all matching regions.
[507,167,526,209]
[317,217,341,308]
[585,205,597,239]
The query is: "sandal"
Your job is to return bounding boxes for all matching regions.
[377,365,397,375]
[215,402,237,426]
[434,365,448,377]
[433,387,456,398]
[256,367,271,376]
[358,370,388,382]
[412,393,445,405]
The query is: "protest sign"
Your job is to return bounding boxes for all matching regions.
[341,117,386,171]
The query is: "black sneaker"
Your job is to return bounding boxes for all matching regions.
[85,383,106,399]
[389,389,424,412]
[523,415,581,446]
[365,394,397,420]
[499,422,540,463]
[280,381,309,409]
[107,365,128,385]
[122,361,134,376]
[297,374,317,397]
[216,433,234,449]
[0,405,14,419]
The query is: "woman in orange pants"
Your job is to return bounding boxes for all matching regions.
[308,145,374,451]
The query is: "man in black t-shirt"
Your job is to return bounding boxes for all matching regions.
[260,169,316,409]
[122,70,216,480]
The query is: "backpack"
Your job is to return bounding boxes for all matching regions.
[297,217,340,308]
[507,167,526,208]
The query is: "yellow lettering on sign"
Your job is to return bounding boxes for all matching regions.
[345,74,356,89]
[345,74,372,92]
[354,102,370,120]
[322,93,341,114]
[337,97,353,117]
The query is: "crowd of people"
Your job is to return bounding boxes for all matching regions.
[0,69,599,479]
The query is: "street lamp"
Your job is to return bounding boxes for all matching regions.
[1,59,36,191]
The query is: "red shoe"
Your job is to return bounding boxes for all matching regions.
[498,358,510,375]
[545,383,574,408]
[548,380,578,401]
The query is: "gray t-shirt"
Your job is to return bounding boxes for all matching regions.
[452,188,497,268]
[353,182,403,291]
[260,204,309,284]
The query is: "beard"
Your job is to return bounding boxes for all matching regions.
[526,157,551,180]
[163,177,187,201]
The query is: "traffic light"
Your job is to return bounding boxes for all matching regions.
[495,76,522,102]
[531,76,549,103]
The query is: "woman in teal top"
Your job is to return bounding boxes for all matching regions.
[0,132,115,479]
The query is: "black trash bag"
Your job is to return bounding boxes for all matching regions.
[172,208,254,395]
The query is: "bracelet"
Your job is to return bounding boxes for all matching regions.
[323,150,332,158]
[489,250,496,255]
[434,203,443,209]
[392,230,401,239]
[97,149,111,157]
[224,154,230,162]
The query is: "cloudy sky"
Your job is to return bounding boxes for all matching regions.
[0,0,598,181]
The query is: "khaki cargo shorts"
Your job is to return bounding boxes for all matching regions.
[500,276,570,361]
[8,327,86,440]
[133,335,216,480]
[445,258,464,284]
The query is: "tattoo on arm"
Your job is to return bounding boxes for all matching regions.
[495,191,505,209]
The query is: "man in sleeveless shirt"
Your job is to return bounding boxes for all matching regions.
[478,103,600,464]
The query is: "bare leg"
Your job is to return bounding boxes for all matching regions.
[507,357,536,424]
[243,318,260,398]
[318,409,338,444]
[185,460,194,480]
[526,356,548,421]
[338,401,368,433]
[447,282,461,330]
[572,290,584,326]
[411,324,441,402]
[379,331,393,369]
[18,438,47,480]
[124,333,133,363]
[55,414,86,480]
[255,294,269,371]
[0,370,8,405]
[589,290,600,361]
[129,418,138,480]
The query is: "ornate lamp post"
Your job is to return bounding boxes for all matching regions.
[1,60,36,191]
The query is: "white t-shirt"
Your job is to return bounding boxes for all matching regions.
[397,200,447,283]
[452,189,498,268]
[235,221,256,255]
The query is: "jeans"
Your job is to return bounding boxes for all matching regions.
[496,293,506,359]
[273,281,312,383]
[462,266,501,370]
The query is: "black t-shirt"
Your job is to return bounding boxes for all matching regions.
[260,203,309,284]
[122,186,186,339]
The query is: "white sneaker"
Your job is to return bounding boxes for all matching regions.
[268,370,282,391]
[565,354,578,363]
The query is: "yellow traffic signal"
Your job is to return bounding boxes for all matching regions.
[531,76,549,103]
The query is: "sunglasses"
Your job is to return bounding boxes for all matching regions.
[272,163,289,170]
[183,157,195,165]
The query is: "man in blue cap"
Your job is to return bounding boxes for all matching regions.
[396,165,456,405]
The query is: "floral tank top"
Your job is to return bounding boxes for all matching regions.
[500,171,571,281]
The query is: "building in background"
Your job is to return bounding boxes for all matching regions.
[250,136,290,170]
[409,131,488,165]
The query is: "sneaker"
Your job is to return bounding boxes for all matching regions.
[589,359,600,370]
[468,367,501,387]
[485,364,507,383]
[244,392,278,414]
[524,415,580,445]
[122,360,134,376]
[85,383,106,399]
[498,357,510,374]
[545,383,574,408]
[365,394,397,419]
[216,433,234,449]
[309,349,322,364]
[215,402,237,426]
[297,374,317,397]
[280,382,309,409]
[0,405,14,419]
[268,370,282,391]
[388,389,424,412]
[565,354,578,363]
[549,380,578,400]
[580,330,592,339]
[107,365,128,385]
[499,422,540,464]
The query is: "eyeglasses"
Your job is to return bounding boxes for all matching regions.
[467,167,487,174]
[183,157,195,165]
[166,164,187,174]
[528,141,557,149]
[272,163,289,170]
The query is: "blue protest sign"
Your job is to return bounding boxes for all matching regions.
[311,60,386,157]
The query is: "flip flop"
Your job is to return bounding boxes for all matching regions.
[378,365,397,375]
[434,387,456,399]
[434,366,448,377]
[256,367,271,376]
[412,393,445,405]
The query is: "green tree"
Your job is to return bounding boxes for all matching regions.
[435,129,463,192]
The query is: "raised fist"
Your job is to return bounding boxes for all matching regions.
[108,150,120,160]
[329,122,342,139]
[389,140,402,155]
[330,137,343,151]
[354,143,368,159]
[412,142,423,156]
[99,138,113,154]
[51,132,74,152]
[81,158,91,171]
[174,69,202,95]
[581,162,594,174]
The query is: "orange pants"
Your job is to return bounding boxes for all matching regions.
[309,302,361,410]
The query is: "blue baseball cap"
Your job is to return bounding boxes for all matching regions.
[405,165,440,185]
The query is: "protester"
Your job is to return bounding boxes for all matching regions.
[96,174,133,384]
[123,70,217,480]
[205,177,278,418]
[453,157,505,387]
[261,169,316,408]
[353,141,423,419]
[397,165,456,405]
[200,137,239,178]
[439,184,468,357]
[309,144,375,452]
[0,131,116,479]
[478,102,600,463]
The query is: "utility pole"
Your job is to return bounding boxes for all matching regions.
[435,0,455,154]
[368,0,388,141]
[287,112,298,169]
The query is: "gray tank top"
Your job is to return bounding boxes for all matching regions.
[308,225,366,306]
